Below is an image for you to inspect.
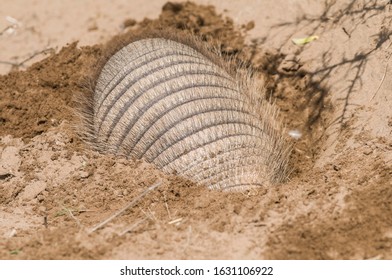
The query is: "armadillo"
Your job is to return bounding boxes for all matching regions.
[81,31,291,190]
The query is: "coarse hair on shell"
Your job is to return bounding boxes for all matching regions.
[74,26,292,191]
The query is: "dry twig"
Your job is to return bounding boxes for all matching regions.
[0,48,55,68]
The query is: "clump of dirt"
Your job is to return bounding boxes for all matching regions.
[1,1,391,260]
[0,43,100,140]
[143,1,247,53]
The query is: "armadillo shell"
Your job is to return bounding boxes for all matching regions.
[90,35,290,190]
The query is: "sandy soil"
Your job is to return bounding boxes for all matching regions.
[1,0,392,259]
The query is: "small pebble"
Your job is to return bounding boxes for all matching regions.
[79,171,90,179]
[363,148,373,155]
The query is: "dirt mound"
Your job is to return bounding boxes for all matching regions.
[1,1,391,259]
[0,43,100,140]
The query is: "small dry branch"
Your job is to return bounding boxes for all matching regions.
[0,48,55,68]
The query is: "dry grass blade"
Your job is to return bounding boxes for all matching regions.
[65,207,81,227]
[168,218,183,225]
[370,41,392,101]
[88,180,162,233]
[119,216,149,236]
[163,192,172,219]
